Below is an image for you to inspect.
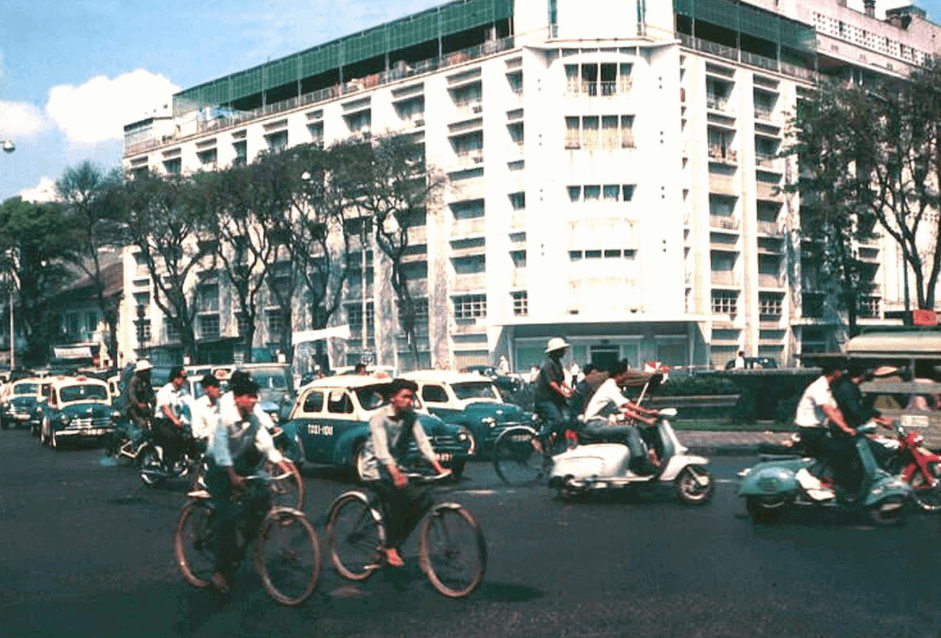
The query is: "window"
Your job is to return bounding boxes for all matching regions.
[453,294,487,320]
[712,291,738,316]
[565,117,581,149]
[302,391,324,413]
[162,158,181,175]
[583,185,600,201]
[266,309,286,339]
[603,185,620,201]
[565,62,631,96]
[564,115,634,151]
[568,184,635,202]
[422,385,449,403]
[265,130,288,153]
[307,121,324,145]
[567,186,581,202]
[512,291,529,316]
[199,314,220,338]
[164,318,179,341]
[197,283,219,313]
[86,311,98,332]
[197,148,217,166]
[236,313,251,337]
[233,140,247,166]
[582,116,599,149]
[327,390,353,414]
[602,116,619,149]
[759,293,783,319]
[346,302,375,328]
[509,192,526,210]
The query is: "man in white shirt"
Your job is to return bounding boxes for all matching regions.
[793,362,854,501]
[207,370,293,594]
[154,365,188,471]
[191,374,222,448]
[583,359,661,475]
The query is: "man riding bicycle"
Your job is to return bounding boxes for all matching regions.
[533,337,575,451]
[125,359,155,432]
[361,378,448,568]
[206,370,293,594]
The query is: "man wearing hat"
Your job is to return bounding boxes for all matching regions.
[533,337,574,449]
[191,373,223,450]
[125,359,155,430]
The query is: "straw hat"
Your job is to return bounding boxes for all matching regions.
[545,337,570,353]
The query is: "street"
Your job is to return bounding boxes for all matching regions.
[3,430,941,638]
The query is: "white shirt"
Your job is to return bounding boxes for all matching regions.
[210,392,283,469]
[794,375,836,428]
[156,382,187,420]
[583,378,631,422]
[191,395,219,442]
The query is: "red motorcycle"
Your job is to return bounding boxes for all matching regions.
[871,422,941,512]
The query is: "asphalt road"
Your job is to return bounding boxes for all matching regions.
[3,430,941,638]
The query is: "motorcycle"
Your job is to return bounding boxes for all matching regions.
[104,421,152,466]
[548,370,714,504]
[868,422,941,512]
[138,405,201,488]
[738,422,912,526]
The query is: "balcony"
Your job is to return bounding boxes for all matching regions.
[124,36,516,157]
[711,271,738,286]
[454,150,484,168]
[757,220,782,236]
[709,216,740,232]
[454,273,487,291]
[451,218,486,238]
[708,147,737,164]
[756,154,782,173]
[707,94,730,111]
[758,273,785,289]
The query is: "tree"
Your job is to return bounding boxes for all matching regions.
[782,82,880,336]
[121,172,210,361]
[0,198,76,364]
[56,161,125,364]
[190,165,273,363]
[348,134,446,369]
[861,60,941,312]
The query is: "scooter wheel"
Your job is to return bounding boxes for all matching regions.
[867,495,907,527]
[745,496,786,523]
[675,465,714,505]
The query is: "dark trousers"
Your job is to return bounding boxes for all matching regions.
[584,419,648,468]
[535,400,572,444]
[206,466,271,575]
[372,467,433,550]
[153,419,182,468]
[800,427,855,489]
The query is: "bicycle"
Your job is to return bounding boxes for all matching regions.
[492,419,573,486]
[325,470,487,599]
[174,471,321,606]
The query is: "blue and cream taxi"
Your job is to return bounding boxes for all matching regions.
[278,375,472,481]
[401,370,534,457]
[39,376,119,449]
[1,377,46,430]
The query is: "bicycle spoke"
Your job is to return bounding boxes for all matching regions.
[420,507,486,598]
[494,429,546,486]
[327,493,384,581]
[256,511,320,606]
[175,502,215,589]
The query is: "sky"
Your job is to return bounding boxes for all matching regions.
[0,0,938,203]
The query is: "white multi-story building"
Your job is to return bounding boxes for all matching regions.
[121,0,941,373]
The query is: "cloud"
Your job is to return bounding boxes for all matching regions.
[0,100,48,138]
[45,70,179,145]
[18,176,57,203]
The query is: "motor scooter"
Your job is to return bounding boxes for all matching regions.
[738,423,912,525]
[548,405,714,504]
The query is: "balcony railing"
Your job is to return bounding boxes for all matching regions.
[758,273,785,288]
[677,33,819,84]
[708,147,737,164]
[125,36,516,157]
[707,94,729,111]
[709,216,740,231]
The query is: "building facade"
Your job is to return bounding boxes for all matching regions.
[120,0,941,373]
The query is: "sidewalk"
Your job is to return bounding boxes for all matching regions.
[676,430,787,456]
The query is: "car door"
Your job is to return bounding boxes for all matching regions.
[294,389,326,461]
[421,384,461,421]
[323,389,359,465]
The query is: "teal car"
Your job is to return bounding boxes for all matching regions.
[279,376,471,482]
[402,370,535,457]
[39,376,119,449]
[1,377,45,430]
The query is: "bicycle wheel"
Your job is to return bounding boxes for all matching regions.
[492,427,546,486]
[420,505,487,598]
[175,500,216,589]
[326,492,385,581]
[255,508,321,606]
[266,460,304,511]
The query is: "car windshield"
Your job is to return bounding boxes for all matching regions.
[59,384,109,403]
[354,384,424,411]
[452,382,500,401]
[13,383,37,396]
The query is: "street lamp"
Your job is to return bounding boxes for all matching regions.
[3,141,14,371]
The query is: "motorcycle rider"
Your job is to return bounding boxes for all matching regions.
[794,361,855,501]
[582,359,661,475]
[125,359,155,432]
[154,365,189,472]
[361,378,448,568]
[206,370,292,594]
[533,337,574,450]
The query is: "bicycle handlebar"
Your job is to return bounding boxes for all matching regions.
[400,469,453,484]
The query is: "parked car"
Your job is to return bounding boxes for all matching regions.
[28,377,67,436]
[0,377,45,430]
[401,370,535,457]
[278,375,471,481]
[463,364,526,396]
[39,375,119,449]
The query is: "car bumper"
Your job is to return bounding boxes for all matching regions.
[54,427,116,438]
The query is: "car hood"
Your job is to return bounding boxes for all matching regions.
[417,413,462,436]
[462,401,528,422]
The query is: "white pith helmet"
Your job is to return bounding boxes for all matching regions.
[545,337,570,353]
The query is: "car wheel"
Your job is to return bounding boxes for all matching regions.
[0,418,8,430]
[39,419,47,446]
[464,430,478,458]
[451,461,466,482]
[351,442,368,484]
[50,428,58,450]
